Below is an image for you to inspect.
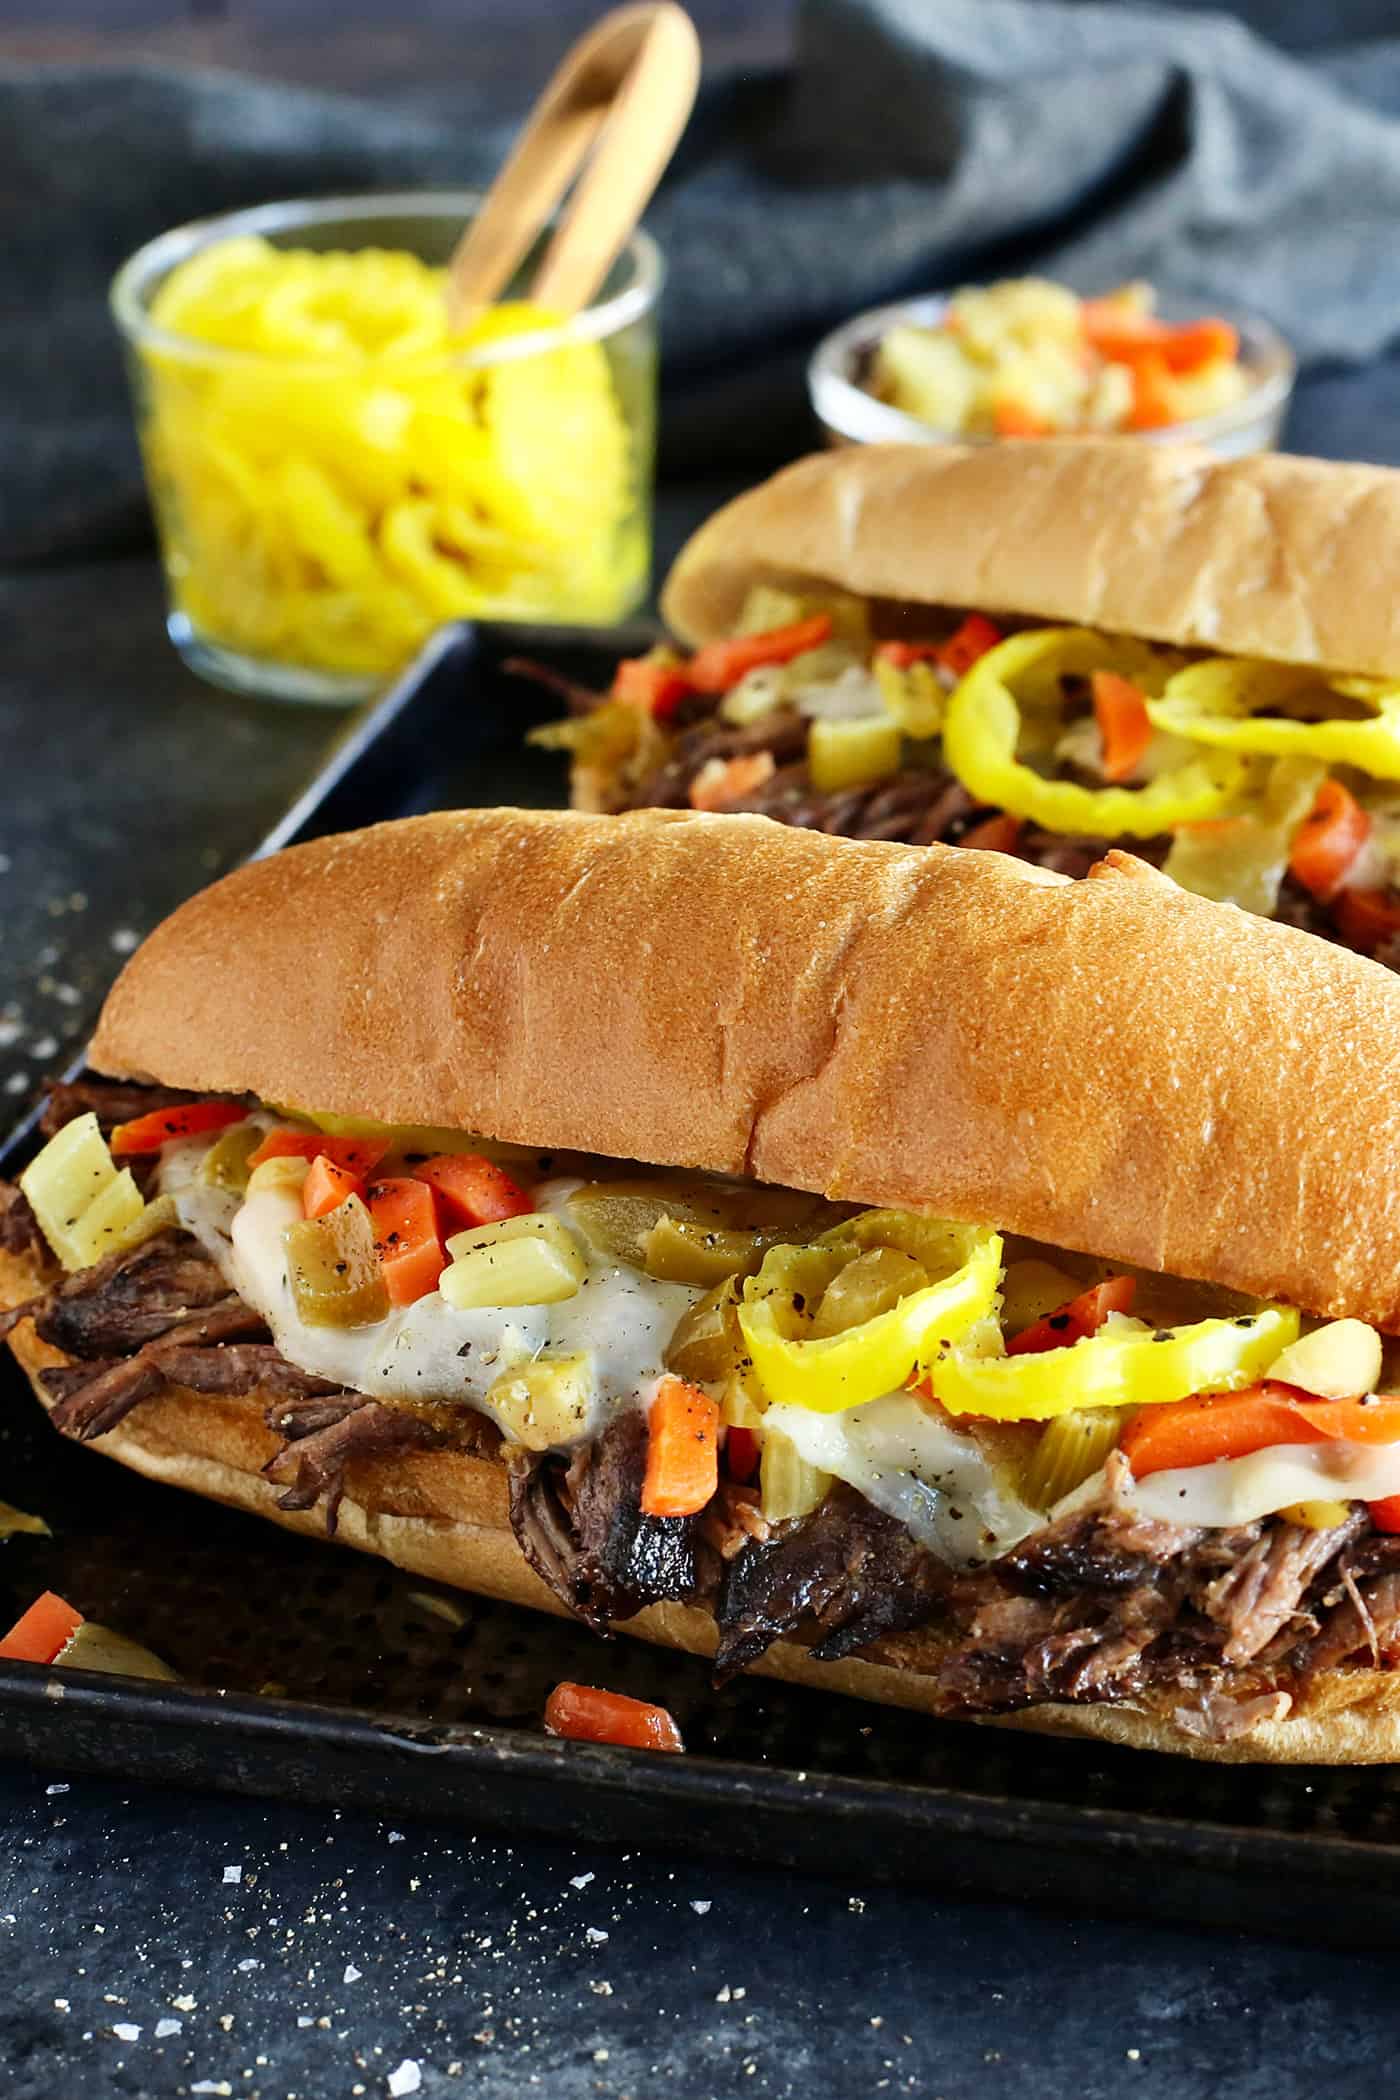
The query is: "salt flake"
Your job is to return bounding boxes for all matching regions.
[387,2062,422,2097]
[222,1865,242,1885]
[112,2023,141,2041]
[344,1965,362,1984]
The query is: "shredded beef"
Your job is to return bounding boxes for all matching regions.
[43,1355,169,1439]
[1306,1569,1400,1671]
[38,1078,212,1138]
[28,1232,234,1358]
[999,1475,1202,1596]
[1172,1686,1295,1743]
[698,1453,1400,1718]
[263,1400,449,1534]
[507,1411,714,1630]
[0,1181,47,1261]
[1197,1509,1367,1663]
[41,1299,273,1439]
[621,711,810,812]
[504,657,610,719]
[713,1484,948,1679]
[149,1344,343,1402]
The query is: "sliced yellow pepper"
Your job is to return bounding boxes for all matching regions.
[930,1304,1300,1423]
[942,628,1249,836]
[738,1226,1003,1415]
[1146,659,1400,780]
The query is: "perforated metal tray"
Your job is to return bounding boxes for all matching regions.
[5,620,1400,1943]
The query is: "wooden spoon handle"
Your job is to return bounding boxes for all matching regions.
[530,4,700,317]
[445,104,607,330]
[445,3,700,330]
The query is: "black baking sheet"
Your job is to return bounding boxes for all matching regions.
[5,617,1400,1946]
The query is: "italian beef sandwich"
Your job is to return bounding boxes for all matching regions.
[531,440,1400,973]
[7,806,1400,1761]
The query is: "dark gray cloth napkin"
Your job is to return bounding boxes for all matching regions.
[8,0,1400,564]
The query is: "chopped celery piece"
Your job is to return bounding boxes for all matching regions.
[285,1194,389,1328]
[63,1170,147,1268]
[488,1353,594,1450]
[810,1247,928,1338]
[20,1112,119,1271]
[441,1213,585,1309]
[1268,1319,1382,1401]
[641,1214,775,1288]
[89,1190,181,1265]
[760,1427,831,1522]
[199,1122,262,1193]
[665,1278,746,1384]
[1020,1407,1131,1511]
[875,656,943,738]
[807,714,902,793]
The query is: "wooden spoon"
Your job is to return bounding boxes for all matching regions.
[445,3,700,329]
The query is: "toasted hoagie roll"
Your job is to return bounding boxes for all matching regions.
[8,807,1400,1761]
[531,440,1400,974]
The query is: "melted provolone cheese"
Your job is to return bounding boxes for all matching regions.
[1129,1441,1400,1527]
[767,1395,1038,1565]
[162,1146,698,1447]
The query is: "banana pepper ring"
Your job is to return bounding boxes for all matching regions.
[1146,658,1400,780]
[942,628,1250,836]
[738,1225,1003,1415]
[929,1304,1300,1424]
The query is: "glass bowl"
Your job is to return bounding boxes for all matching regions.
[808,291,1295,459]
[112,193,662,706]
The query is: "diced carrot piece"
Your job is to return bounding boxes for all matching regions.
[412,1154,532,1230]
[1007,1276,1136,1357]
[0,1591,83,1664]
[1289,779,1372,903]
[366,1177,445,1307]
[302,1154,363,1220]
[1369,1494,1400,1533]
[937,614,1003,680]
[1157,319,1238,372]
[1082,305,1239,374]
[1127,351,1175,429]
[874,640,942,669]
[687,616,833,696]
[1092,670,1153,783]
[613,655,693,720]
[641,1375,721,1518]
[1335,887,1400,954]
[993,399,1051,438]
[543,1681,684,1753]
[247,1130,389,1178]
[111,1100,245,1156]
[1121,1384,1400,1478]
[959,812,1022,856]
[688,751,776,812]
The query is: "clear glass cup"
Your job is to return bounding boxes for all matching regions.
[112,193,662,706]
[809,292,1295,458]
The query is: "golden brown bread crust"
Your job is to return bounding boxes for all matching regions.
[92,806,1400,1328]
[660,439,1400,678]
[4,1244,1399,1763]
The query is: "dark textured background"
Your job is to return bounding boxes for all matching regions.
[5,2,1400,2094]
